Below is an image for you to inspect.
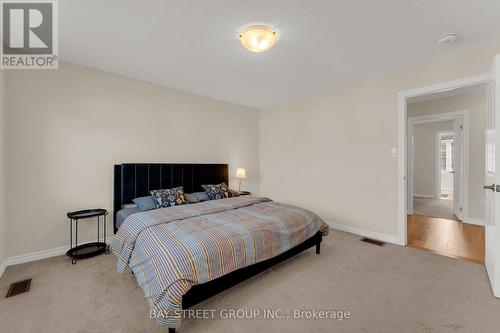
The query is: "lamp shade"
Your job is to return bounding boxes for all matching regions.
[235,168,246,179]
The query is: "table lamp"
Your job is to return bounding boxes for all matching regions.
[235,168,246,193]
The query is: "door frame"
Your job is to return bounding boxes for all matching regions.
[397,74,490,246]
[407,112,468,219]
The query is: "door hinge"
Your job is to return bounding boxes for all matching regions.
[460,124,463,130]
[460,207,463,212]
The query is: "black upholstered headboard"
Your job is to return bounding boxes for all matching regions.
[113,163,228,233]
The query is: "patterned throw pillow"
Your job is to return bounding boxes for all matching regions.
[150,186,187,208]
[204,183,234,200]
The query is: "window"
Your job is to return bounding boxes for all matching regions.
[439,135,454,172]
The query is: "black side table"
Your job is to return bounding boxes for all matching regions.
[66,209,109,264]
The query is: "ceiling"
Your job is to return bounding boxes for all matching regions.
[60,0,500,109]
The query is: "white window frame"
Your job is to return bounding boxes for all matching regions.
[436,130,455,198]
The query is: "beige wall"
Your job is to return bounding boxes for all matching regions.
[4,61,260,257]
[0,70,5,265]
[2,42,500,258]
[408,90,487,219]
[260,42,500,238]
[412,121,454,197]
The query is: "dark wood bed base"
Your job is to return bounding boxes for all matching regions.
[183,230,322,307]
[168,232,322,333]
[112,163,323,333]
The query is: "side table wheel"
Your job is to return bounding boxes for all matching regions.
[71,258,78,265]
[105,244,110,255]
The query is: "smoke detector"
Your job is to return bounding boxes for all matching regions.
[437,34,457,45]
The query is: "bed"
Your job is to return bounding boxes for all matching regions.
[112,163,329,332]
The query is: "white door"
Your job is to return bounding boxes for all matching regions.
[453,119,463,219]
[485,54,500,298]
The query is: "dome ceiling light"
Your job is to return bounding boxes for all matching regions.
[239,25,278,53]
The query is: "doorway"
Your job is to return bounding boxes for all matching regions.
[398,57,500,298]
[407,111,466,222]
[401,79,489,264]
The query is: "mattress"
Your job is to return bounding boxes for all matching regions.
[115,207,142,230]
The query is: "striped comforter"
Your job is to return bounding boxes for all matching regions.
[112,196,329,327]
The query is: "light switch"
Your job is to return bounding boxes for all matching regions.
[391,148,398,158]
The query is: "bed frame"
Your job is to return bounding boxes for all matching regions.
[113,163,322,333]
[113,163,229,233]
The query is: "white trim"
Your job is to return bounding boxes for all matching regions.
[413,194,436,198]
[408,112,468,221]
[327,221,404,246]
[398,92,408,245]
[456,115,467,220]
[462,218,486,226]
[5,245,70,267]
[436,131,441,198]
[398,74,490,246]
[0,237,114,278]
[409,111,470,124]
[0,259,6,278]
[407,121,414,214]
[401,75,490,100]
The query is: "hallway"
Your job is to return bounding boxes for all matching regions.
[407,214,484,263]
[413,196,457,221]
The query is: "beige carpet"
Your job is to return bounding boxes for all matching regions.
[1,231,499,333]
[413,197,458,220]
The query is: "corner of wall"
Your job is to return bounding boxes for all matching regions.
[0,69,5,278]
[257,108,264,196]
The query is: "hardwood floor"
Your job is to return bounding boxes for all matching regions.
[407,214,485,264]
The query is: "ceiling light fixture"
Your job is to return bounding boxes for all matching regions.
[239,25,277,53]
[437,33,457,45]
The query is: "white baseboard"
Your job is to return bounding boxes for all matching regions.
[0,259,6,279]
[326,221,404,246]
[413,194,436,199]
[0,237,114,278]
[5,244,71,267]
[462,218,486,226]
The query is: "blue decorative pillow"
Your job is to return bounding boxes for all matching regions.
[132,196,156,211]
[184,193,199,204]
[201,183,228,192]
[204,183,233,200]
[150,186,187,208]
[192,191,210,202]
